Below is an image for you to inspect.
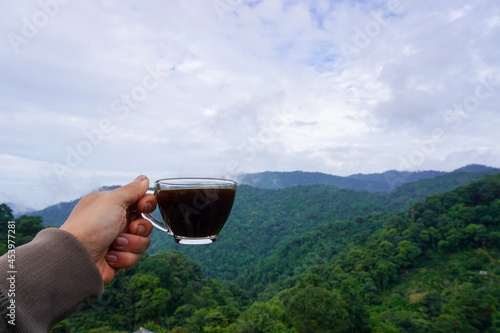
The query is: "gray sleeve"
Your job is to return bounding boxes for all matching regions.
[0,228,104,332]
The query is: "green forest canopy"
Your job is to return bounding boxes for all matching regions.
[0,172,499,332]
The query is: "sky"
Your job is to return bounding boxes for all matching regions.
[1,0,500,211]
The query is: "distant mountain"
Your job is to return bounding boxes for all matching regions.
[22,165,499,228]
[238,170,387,192]
[348,170,446,188]
[5,202,35,216]
[452,164,499,173]
[238,164,500,191]
[385,169,500,211]
[23,186,119,227]
[25,198,80,227]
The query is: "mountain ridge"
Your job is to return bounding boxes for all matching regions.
[13,164,500,228]
[238,164,500,191]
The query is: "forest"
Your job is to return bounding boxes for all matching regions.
[0,170,499,332]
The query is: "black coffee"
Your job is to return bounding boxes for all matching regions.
[156,188,236,238]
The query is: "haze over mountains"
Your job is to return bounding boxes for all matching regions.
[238,164,500,191]
[9,163,495,217]
[17,164,500,226]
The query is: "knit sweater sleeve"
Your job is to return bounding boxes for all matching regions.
[0,228,104,332]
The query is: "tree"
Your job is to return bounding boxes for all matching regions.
[0,204,14,254]
[378,241,396,258]
[339,280,371,332]
[373,259,397,291]
[1,208,44,254]
[203,311,229,333]
[185,308,210,333]
[395,240,422,268]
[0,204,13,221]
[128,274,170,325]
[464,224,488,249]
[432,313,462,332]
[15,215,45,246]
[287,285,348,333]
[235,301,289,333]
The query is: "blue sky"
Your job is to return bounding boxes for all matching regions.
[1,0,500,210]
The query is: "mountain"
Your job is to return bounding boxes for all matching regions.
[17,165,498,227]
[238,170,387,191]
[4,202,35,216]
[37,169,500,332]
[238,164,500,191]
[386,169,500,211]
[148,184,388,280]
[22,165,499,233]
[452,164,500,173]
[147,169,500,281]
[20,186,120,226]
[18,164,500,281]
[239,171,500,293]
[232,173,500,332]
[3,167,500,332]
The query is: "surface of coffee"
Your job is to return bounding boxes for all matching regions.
[156,188,236,237]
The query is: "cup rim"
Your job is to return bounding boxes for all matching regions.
[155,177,237,187]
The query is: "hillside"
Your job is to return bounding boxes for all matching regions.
[239,173,500,295]
[2,170,500,332]
[17,167,500,283]
[235,172,500,332]
[48,170,500,332]
[238,164,499,191]
[385,170,500,211]
[148,184,388,280]
[147,170,500,281]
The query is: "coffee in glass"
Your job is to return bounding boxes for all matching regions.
[142,178,237,245]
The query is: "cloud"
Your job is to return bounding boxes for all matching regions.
[1,0,500,209]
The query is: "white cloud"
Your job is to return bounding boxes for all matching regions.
[1,0,500,209]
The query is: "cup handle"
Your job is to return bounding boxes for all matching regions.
[141,187,172,234]
[141,212,172,234]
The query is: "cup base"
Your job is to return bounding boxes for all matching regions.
[174,235,218,245]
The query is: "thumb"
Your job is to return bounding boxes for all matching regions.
[112,175,150,207]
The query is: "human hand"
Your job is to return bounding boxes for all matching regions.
[60,175,156,285]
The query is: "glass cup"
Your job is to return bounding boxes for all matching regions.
[141,178,237,245]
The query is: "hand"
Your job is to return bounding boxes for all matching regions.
[60,175,157,284]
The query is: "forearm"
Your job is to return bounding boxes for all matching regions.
[0,228,104,332]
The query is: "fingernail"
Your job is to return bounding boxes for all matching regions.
[114,236,128,247]
[106,254,117,263]
[133,175,147,183]
[137,225,146,236]
[144,202,153,212]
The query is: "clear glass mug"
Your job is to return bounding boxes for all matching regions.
[141,178,237,245]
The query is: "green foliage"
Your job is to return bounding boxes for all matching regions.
[146,171,500,286]
[53,251,252,332]
[4,170,500,332]
[287,285,348,333]
[149,184,390,283]
[0,204,45,254]
[234,174,500,333]
[21,168,499,285]
[232,301,290,333]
